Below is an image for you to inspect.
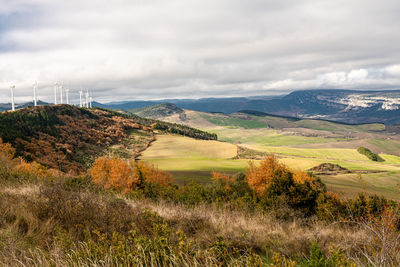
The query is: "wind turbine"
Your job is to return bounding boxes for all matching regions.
[85,90,89,108]
[59,83,63,104]
[79,90,83,107]
[10,85,15,111]
[32,81,38,106]
[65,88,70,104]
[89,96,93,108]
[54,82,58,104]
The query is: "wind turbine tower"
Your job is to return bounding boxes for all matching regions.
[54,82,58,104]
[79,90,83,107]
[59,84,63,104]
[10,85,15,111]
[89,96,93,108]
[85,90,89,108]
[65,88,70,104]
[32,82,38,106]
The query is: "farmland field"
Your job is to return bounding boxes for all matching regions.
[135,106,400,199]
[141,134,400,198]
[208,127,346,146]
[141,134,249,173]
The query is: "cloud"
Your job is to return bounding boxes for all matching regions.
[0,0,399,103]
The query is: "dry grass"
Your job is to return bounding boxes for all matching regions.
[1,178,399,266]
[126,198,368,259]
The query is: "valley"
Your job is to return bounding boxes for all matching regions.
[2,104,400,265]
[134,103,400,199]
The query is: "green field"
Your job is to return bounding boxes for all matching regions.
[141,134,400,198]
[295,119,385,132]
[208,128,345,146]
[136,106,400,199]
[368,138,400,156]
[319,172,400,200]
[200,114,269,129]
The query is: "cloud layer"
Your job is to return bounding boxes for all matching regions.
[0,0,400,103]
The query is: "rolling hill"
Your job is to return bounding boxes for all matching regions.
[0,105,216,173]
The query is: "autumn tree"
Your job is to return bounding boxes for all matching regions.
[89,156,173,192]
[246,155,291,197]
[246,155,326,215]
[0,138,16,162]
[134,161,173,187]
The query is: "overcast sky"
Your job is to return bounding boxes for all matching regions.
[0,0,400,103]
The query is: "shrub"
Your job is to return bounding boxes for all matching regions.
[316,192,345,221]
[300,242,355,267]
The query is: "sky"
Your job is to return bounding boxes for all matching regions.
[0,0,400,103]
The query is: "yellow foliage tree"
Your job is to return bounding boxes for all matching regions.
[292,170,314,184]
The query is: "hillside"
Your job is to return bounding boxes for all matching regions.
[0,105,216,173]
[132,103,184,119]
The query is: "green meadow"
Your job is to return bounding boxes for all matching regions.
[207,127,345,146]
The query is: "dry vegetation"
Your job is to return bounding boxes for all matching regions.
[1,137,399,266]
[0,105,154,174]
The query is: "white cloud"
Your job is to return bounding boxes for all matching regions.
[347,69,368,82]
[0,0,399,103]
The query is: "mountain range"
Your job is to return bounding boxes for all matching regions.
[3,89,400,124]
[114,89,400,124]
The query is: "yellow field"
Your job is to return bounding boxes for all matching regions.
[141,135,249,172]
[142,135,237,160]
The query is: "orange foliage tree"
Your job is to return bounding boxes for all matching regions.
[0,138,61,179]
[0,138,16,162]
[13,160,49,178]
[89,156,173,192]
[134,161,173,187]
[246,155,292,197]
[211,171,235,191]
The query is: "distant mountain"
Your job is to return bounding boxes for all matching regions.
[0,100,50,111]
[131,103,184,119]
[97,89,400,124]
